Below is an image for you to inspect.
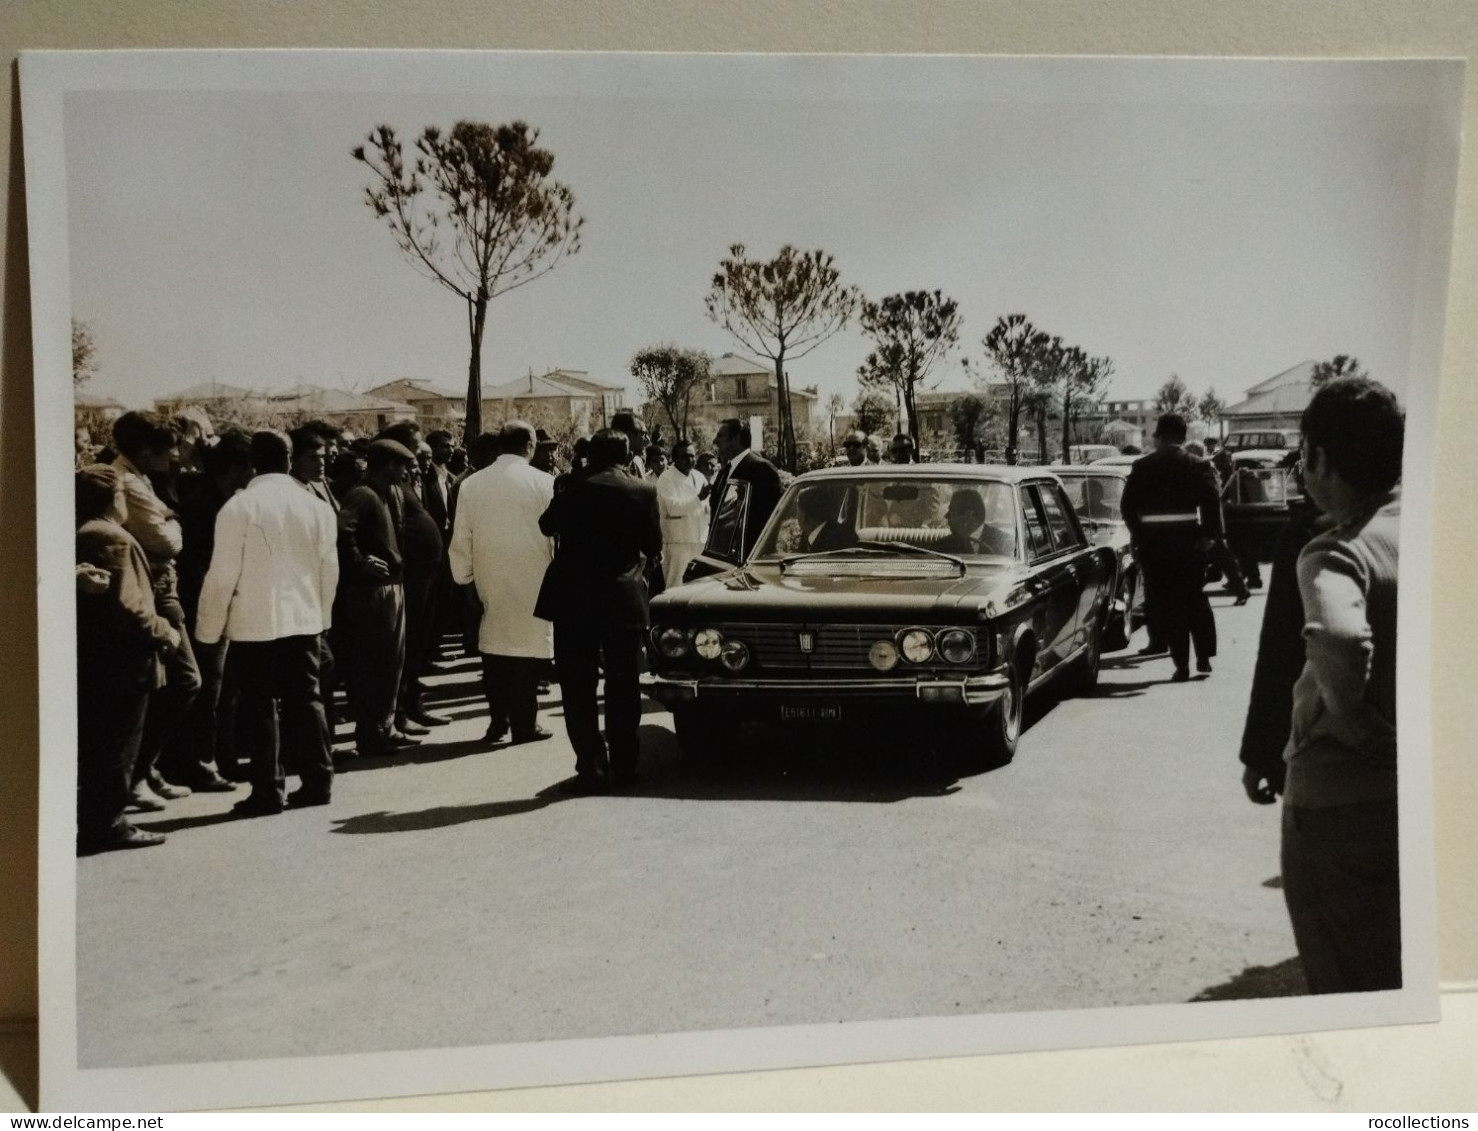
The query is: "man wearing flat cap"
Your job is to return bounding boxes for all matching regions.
[336,438,418,756]
[1120,412,1224,682]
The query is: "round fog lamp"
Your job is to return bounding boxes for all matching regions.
[720,640,750,672]
[657,627,689,658]
[868,639,900,672]
[938,629,975,664]
[900,628,935,663]
[693,628,724,661]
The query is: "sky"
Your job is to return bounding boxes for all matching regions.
[62,55,1441,412]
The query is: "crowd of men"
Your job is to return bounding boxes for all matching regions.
[74,406,785,849]
[74,378,1403,1001]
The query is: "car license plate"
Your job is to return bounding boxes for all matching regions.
[781,704,841,722]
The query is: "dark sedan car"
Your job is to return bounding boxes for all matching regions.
[1048,464,1144,652]
[644,464,1117,770]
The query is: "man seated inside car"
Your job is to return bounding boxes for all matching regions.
[1080,477,1117,520]
[938,488,1014,555]
[796,483,858,553]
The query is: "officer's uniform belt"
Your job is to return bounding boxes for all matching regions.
[1139,511,1200,526]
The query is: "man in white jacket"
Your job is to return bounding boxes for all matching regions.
[656,440,710,588]
[196,431,339,816]
[449,420,556,745]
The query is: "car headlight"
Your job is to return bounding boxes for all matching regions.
[656,627,689,658]
[693,628,724,661]
[938,629,975,664]
[868,639,900,672]
[719,640,750,672]
[899,628,935,664]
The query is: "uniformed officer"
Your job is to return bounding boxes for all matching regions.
[1120,412,1224,682]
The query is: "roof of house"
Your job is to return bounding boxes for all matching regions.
[261,385,416,414]
[154,381,255,403]
[709,353,772,378]
[1244,359,1317,397]
[74,391,124,408]
[483,369,623,400]
[365,378,465,402]
[1223,379,1313,418]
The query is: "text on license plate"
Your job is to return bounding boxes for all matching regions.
[781,704,841,722]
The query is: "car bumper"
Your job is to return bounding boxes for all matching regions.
[641,671,1010,709]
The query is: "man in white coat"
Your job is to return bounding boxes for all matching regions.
[656,440,711,588]
[195,431,339,816]
[449,420,556,745]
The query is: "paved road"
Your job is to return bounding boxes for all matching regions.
[76,591,1300,1069]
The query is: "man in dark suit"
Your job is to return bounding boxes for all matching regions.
[709,418,782,561]
[1120,412,1224,682]
[795,483,857,553]
[537,428,663,795]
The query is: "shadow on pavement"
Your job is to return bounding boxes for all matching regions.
[1189,956,1307,1001]
[329,796,558,833]
[131,809,250,835]
[614,722,967,803]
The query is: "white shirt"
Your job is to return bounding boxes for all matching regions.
[448,454,556,659]
[195,473,339,644]
[656,465,710,546]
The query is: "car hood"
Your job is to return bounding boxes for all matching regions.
[653,561,1023,620]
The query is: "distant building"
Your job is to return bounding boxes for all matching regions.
[152,381,416,436]
[479,368,625,438]
[73,389,125,431]
[1220,359,1317,433]
[675,353,818,451]
[365,378,466,433]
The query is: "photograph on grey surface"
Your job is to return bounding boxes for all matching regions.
[22,50,1459,1110]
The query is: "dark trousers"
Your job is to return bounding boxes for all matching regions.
[1208,538,1251,599]
[232,634,334,803]
[554,621,644,782]
[161,634,227,784]
[479,653,543,738]
[1138,537,1211,672]
[78,659,151,846]
[134,585,201,788]
[398,568,436,714]
[1282,800,1401,993]
[337,583,405,738]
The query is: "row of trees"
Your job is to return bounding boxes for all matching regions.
[350,115,1372,469]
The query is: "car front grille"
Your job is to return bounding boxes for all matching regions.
[720,622,980,672]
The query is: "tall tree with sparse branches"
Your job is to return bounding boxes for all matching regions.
[1023,334,1065,463]
[1059,349,1115,463]
[979,314,1052,465]
[1310,354,1369,389]
[630,345,710,443]
[851,389,894,437]
[1153,374,1199,418]
[353,120,584,440]
[705,244,860,469]
[855,290,962,449]
[72,318,98,387]
[1197,387,1225,439]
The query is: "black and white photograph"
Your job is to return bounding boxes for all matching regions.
[21,50,1460,1110]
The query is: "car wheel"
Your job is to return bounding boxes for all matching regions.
[1066,617,1102,696]
[953,662,1023,774]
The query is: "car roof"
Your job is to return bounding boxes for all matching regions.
[1046,463,1128,478]
[798,462,1062,484]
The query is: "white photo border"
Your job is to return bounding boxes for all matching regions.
[22,49,1459,1112]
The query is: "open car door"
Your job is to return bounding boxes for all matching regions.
[680,478,751,583]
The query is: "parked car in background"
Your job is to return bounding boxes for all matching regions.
[646,464,1117,771]
[1220,449,1305,564]
[1223,428,1300,455]
[1066,443,1122,465]
[1048,465,1145,651]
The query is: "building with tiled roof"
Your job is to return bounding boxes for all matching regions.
[1222,360,1317,431]
[480,369,626,439]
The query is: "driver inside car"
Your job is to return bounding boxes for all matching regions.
[938,488,1012,555]
[796,484,858,553]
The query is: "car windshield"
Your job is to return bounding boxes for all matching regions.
[752,476,1019,560]
[1055,474,1125,522]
